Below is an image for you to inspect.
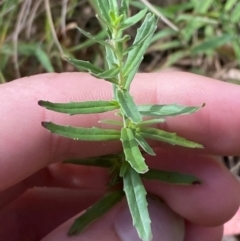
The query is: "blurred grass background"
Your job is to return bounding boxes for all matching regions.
[1,0,240,85]
[0,1,240,240]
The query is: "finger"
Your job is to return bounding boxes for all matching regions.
[0,164,109,209]
[42,197,185,241]
[224,207,240,235]
[184,221,223,241]
[1,72,240,190]
[143,149,240,226]
[0,187,104,240]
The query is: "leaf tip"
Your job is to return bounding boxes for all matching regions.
[38,100,45,106]
[41,121,49,128]
[192,180,202,185]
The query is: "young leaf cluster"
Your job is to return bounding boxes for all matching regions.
[39,1,204,240]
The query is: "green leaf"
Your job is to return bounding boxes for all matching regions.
[63,57,118,84]
[105,45,117,69]
[63,56,102,74]
[35,47,54,72]
[94,67,120,82]
[139,127,203,148]
[224,0,238,12]
[123,165,152,241]
[42,122,121,141]
[109,1,119,16]
[68,190,124,235]
[120,0,129,18]
[192,0,214,13]
[121,127,148,173]
[96,0,111,23]
[138,118,165,126]
[162,50,189,68]
[105,45,119,98]
[123,13,157,89]
[134,133,156,156]
[191,34,235,54]
[138,103,204,117]
[64,154,118,168]
[230,2,240,23]
[142,168,202,185]
[76,26,112,48]
[39,100,119,115]
[117,89,142,124]
[99,119,123,126]
[120,9,147,30]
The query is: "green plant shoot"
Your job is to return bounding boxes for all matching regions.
[39,1,204,240]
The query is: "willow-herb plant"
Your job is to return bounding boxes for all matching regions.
[39,1,204,240]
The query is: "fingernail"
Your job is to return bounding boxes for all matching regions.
[114,197,185,241]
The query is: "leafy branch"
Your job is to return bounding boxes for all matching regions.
[39,1,204,240]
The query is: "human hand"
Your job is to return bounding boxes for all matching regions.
[0,72,239,241]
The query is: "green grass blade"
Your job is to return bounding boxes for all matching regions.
[117,89,142,124]
[142,168,202,185]
[39,100,119,115]
[123,165,152,241]
[230,2,240,23]
[138,103,203,117]
[42,122,121,141]
[68,190,124,235]
[121,127,148,173]
[35,47,54,72]
[134,133,155,156]
[224,0,238,12]
[139,127,203,148]
[191,34,235,54]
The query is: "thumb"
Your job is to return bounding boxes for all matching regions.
[41,197,184,241]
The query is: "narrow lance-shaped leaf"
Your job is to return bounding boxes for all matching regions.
[108,0,119,16]
[63,57,119,84]
[63,56,102,74]
[117,89,142,124]
[65,153,124,169]
[138,103,204,117]
[123,165,152,241]
[121,127,148,173]
[134,133,156,156]
[105,45,119,99]
[76,26,112,48]
[138,118,165,126]
[42,122,121,141]
[120,8,147,30]
[142,168,202,185]
[38,100,119,115]
[98,119,123,126]
[96,0,111,23]
[94,67,120,81]
[120,0,129,18]
[123,13,157,89]
[68,190,124,235]
[139,127,203,148]
[63,157,114,168]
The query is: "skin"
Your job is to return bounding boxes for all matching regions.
[0,71,239,241]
